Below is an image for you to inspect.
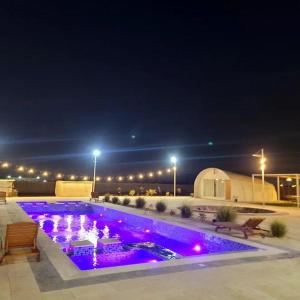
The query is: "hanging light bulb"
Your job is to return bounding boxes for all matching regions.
[1,162,9,168]
[17,166,24,172]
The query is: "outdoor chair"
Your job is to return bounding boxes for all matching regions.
[90,192,102,202]
[0,222,40,263]
[214,217,267,239]
[0,191,6,205]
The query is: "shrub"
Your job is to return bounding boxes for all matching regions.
[216,206,237,222]
[112,196,119,204]
[122,198,131,206]
[156,201,167,213]
[170,209,176,216]
[270,220,287,238]
[135,197,146,209]
[181,205,192,218]
[129,189,136,196]
[103,194,110,202]
[146,189,157,196]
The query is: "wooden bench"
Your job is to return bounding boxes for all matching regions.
[0,222,40,263]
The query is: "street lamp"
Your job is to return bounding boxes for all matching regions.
[92,149,101,193]
[170,156,177,196]
[253,149,266,205]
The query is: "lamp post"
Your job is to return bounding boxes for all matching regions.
[170,156,177,197]
[252,149,266,206]
[92,149,101,193]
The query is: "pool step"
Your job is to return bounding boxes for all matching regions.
[124,242,182,260]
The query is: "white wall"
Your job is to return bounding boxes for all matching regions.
[230,177,277,202]
[55,181,93,197]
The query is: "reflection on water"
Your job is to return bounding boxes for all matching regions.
[31,213,108,248]
[53,215,60,233]
[101,225,110,239]
[66,215,73,232]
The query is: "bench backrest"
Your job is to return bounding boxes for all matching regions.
[5,222,38,250]
[242,218,265,228]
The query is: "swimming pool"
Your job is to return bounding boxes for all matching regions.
[18,201,257,270]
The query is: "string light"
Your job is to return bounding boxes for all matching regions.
[1,162,9,168]
[0,161,174,182]
[17,166,24,172]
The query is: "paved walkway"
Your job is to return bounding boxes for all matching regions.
[1,197,300,300]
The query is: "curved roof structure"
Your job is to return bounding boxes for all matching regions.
[194,168,277,202]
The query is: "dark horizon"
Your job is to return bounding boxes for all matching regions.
[1,1,300,183]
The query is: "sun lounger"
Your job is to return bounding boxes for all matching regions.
[0,222,40,263]
[214,217,266,239]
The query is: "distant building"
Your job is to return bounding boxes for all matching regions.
[0,179,17,196]
[55,180,93,197]
[194,168,277,202]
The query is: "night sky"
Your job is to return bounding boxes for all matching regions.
[0,1,300,183]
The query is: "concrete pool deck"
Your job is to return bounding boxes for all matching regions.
[1,196,300,299]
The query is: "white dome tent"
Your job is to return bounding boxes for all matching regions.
[194,168,277,202]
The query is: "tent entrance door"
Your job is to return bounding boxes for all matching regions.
[203,179,226,199]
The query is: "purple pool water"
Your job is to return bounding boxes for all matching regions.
[18,201,257,270]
